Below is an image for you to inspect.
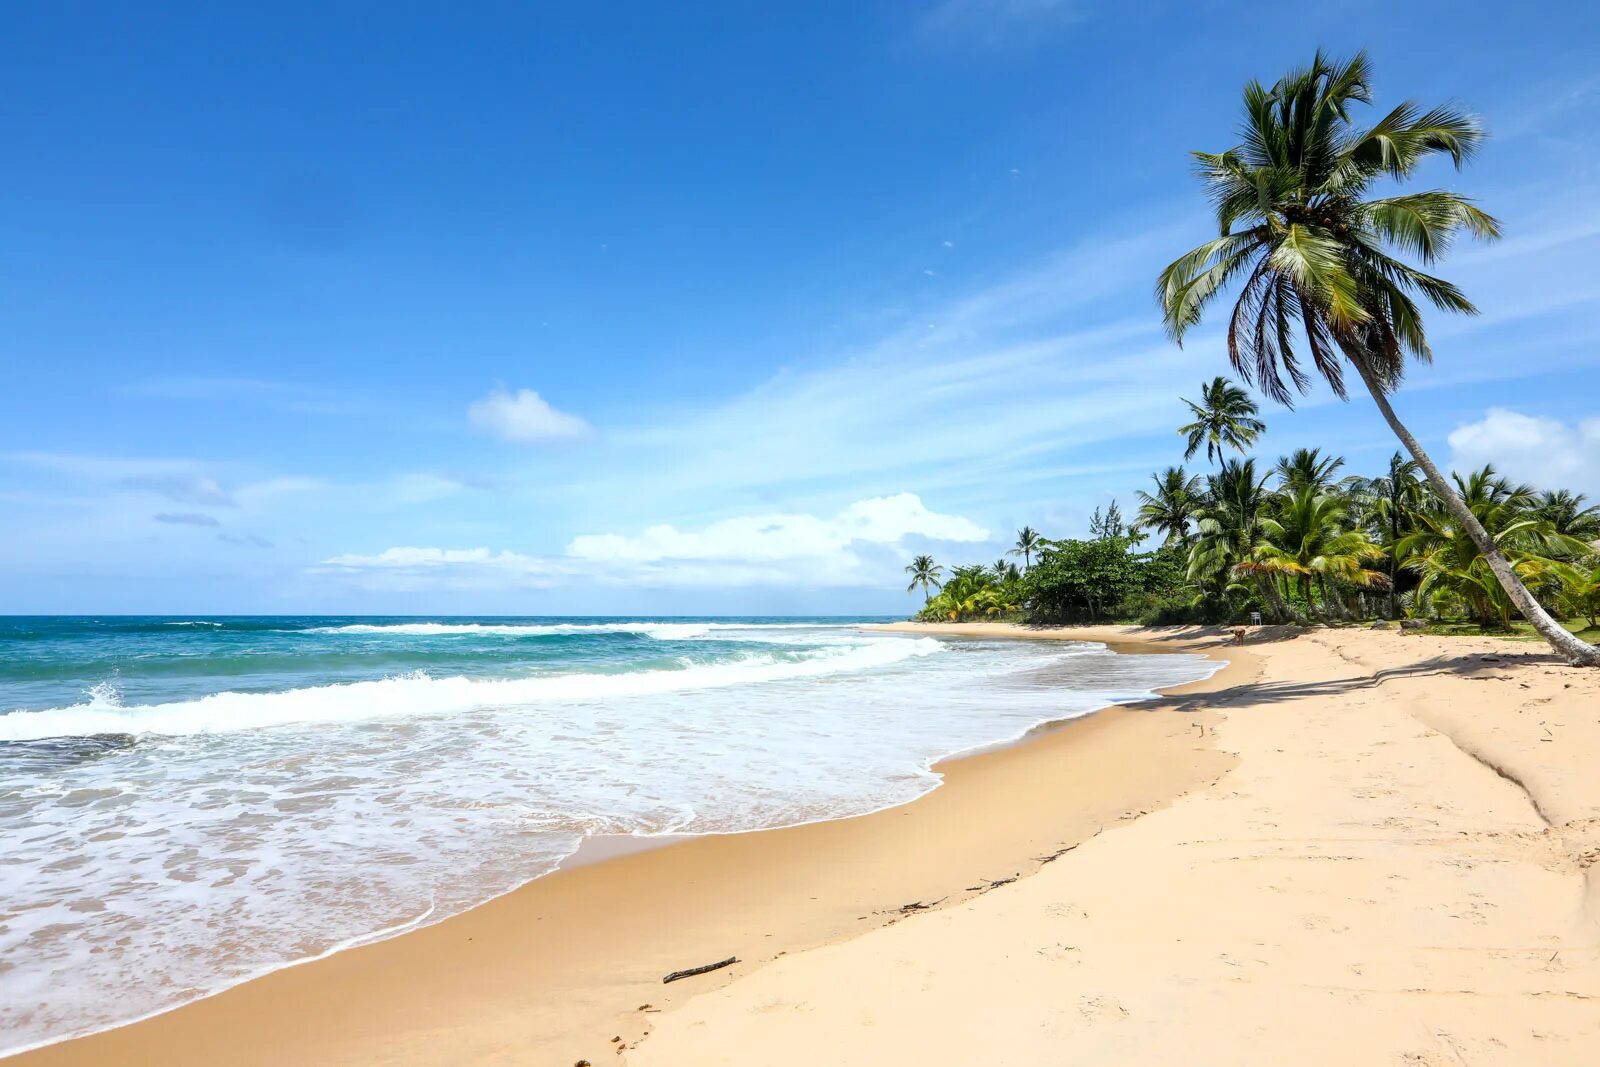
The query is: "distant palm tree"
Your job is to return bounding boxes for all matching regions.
[1273,447,1346,493]
[1535,490,1600,541]
[1177,376,1266,463]
[1156,51,1598,664]
[1240,487,1385,621]
[1344,451,1425,617]
[904,554,944,603]
[1008,526,1042,570]
[1134,466,1204,547]
[1189,458,1289,620]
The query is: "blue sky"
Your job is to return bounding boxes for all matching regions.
[2,0,1597,614]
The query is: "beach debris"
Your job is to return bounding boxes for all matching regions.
[637,1003,653,1011]
[663,956,739,984]
[575,1060,591,1066]
[967,874,1019,891]
[611,1036,622,1043]
[1036,843,1081,865]
[898,896,946,914]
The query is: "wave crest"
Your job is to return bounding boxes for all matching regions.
[0,637,941,741]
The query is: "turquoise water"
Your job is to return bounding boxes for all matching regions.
[0,616,1218,1052]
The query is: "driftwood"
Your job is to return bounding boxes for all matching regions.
[663,956,739,984]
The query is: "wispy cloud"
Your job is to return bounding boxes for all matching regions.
[122,377,355,415]
[915,0,1084,50]
[153,512,221,527]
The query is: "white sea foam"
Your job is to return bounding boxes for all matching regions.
[0,627,1220,1055]
[300,620,847,639]
[0,637,940,741]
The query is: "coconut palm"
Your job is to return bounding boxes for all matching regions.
[1239,487,1385,620]
[1189,458,1291,620]
[1156,51,1598,664]
[1177,376,1266,463]
[1398,467,1590,628]
[1344,451,1425,617]
[1134,466,1205,547]
[1535,490,1600,542]
[1272,447,1345,493]
[904,554,944,603]
[1009,526,1042,570]
[1558,558,1600,630]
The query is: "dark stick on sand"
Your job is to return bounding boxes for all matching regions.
[663,956,739,984]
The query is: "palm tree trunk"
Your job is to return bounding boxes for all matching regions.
[1349,355,1599,665]
[1254,573,1288,622]
[1387,514,1400,619]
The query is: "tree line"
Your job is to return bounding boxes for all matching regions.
[909,392,1599,635]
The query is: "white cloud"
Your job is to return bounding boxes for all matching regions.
[1447,408,1600,496]
[323,546,546,570]
[321,493,988,591]
[468,386,589,443]
[568,493,987,564]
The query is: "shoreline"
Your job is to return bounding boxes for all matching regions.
[9,625,1246,1066]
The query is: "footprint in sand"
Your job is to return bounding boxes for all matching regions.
[1078,995,1129,1021]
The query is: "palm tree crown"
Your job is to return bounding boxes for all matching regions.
[1157,50,1497,403]
[1009,526,1042,570]
[1134,466,1204,546]
[904,554,944,602]
[1273,447,1346,493]
[1178,376,1266,462]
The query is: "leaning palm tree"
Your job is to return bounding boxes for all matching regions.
[1156,51,1599,664]
[904,554,944,603]
[1134,466,1205,547]
[1009,526,1042,570]
[1178,376,1267,463]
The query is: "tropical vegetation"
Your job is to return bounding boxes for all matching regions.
[908,54,1600,665]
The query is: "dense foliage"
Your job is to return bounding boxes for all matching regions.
[910,427,1600,632]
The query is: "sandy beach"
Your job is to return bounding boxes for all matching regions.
[13,623,1600,1065]
[639,624,1600,1065]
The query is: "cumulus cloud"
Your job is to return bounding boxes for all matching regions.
[468,387,589,443]
[322,493,988,590]
[153,512,221,527]
[1447,408,1600,497]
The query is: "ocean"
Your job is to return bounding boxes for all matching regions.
[0,615,1218,1051]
